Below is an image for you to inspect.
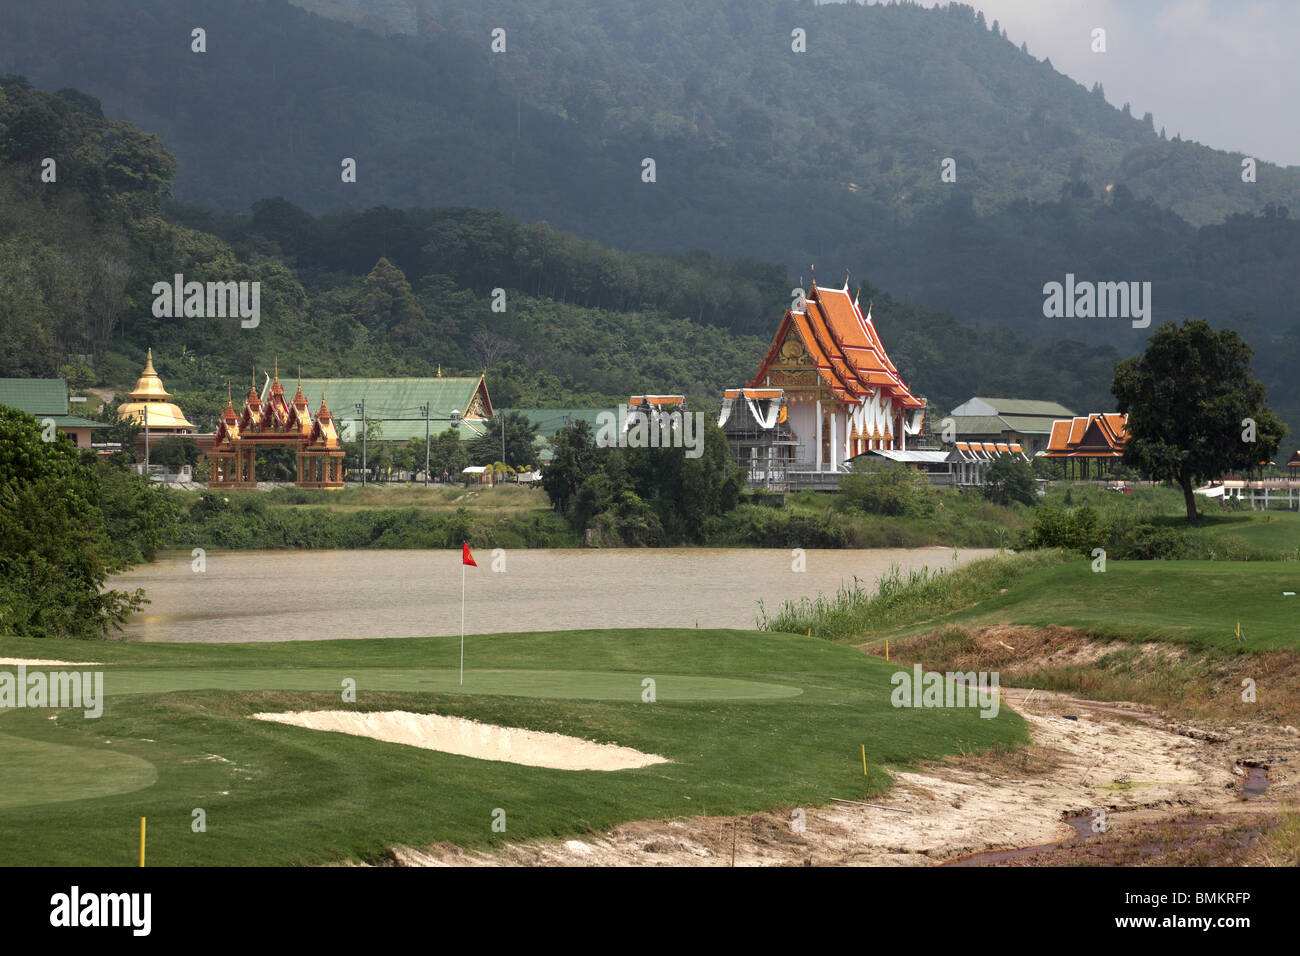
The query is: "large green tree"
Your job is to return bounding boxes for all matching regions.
[0,407,147,638]
[466,412,539,468]
[1112,319,1285,519]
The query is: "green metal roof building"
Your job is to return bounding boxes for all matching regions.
[937,397,1078,456]
[0,378,106,447]
[293,376,494,442]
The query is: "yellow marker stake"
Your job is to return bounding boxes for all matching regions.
[139,817,146,867]
[861,745,867,776]
[885,640,889,662]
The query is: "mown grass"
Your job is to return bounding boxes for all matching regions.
[0,628,1025,865]
[937,559,1300,651]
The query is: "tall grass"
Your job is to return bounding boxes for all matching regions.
[756,550,1068,643]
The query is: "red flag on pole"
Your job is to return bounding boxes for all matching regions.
[462,542,477,567]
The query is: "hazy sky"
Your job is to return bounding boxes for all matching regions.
[867,0,1299,167]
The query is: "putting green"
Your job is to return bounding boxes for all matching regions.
[0,666,800,701]
[0,732,157,809]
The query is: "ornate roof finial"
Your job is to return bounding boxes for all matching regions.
[844,268,851,289]
[809,264,816,287]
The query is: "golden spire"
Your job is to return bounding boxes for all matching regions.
[117,348,195,430]
[127,347,172,401]
[274,356,279,382]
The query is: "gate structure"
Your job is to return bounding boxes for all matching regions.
[206,367,345,490]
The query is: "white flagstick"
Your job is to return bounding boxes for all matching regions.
[460,559,466,686]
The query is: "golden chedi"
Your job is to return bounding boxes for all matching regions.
[116,348,196,433]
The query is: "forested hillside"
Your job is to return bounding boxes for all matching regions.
[4,0,1290,229]
[1,78,1140,432]
[4,0,1298,354]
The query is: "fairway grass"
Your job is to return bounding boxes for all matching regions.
[0,628,1024,866]
[896,559,1300,651]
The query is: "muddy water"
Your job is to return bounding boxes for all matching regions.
[111,547,997,643]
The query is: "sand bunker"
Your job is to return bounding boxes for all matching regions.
[251,710,671,771]
[0,658,102,667]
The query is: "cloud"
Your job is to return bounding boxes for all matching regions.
[963,0,1300,165]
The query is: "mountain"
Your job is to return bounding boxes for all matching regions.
[2,0,1294,236]
[1,78,1130,428]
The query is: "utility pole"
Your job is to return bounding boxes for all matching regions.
[501,412,506,467]
[144,406,150,476]
[422,402,430,487]
[355,400,366,487]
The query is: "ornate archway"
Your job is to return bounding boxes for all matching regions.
[205,368,345,490]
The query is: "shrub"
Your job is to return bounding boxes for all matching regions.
[839,461,936,517]
[1018,504,1105,554]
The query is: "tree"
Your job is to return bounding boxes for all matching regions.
[0,407,147,638]
[470,329,519,369]
[354,257,428,344]
[541,420,598,516]
[1112,319,1285,519]
[839,460,935,517]
[466,411,538,467]
[983,454,1036,506]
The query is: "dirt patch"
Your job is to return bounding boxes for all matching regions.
[251,710,670,771]
[376,684,1298,866]
[0,658,103,666]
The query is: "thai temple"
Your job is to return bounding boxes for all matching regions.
[116,348,196,434]
[738,276,927,476]
[1044,412,1129,479]
[205,362,345,489]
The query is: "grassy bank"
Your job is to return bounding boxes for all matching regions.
[172,486,579,550]
[1037,484,1300,560]
[0,628,1024,865]
[757,550,1068,643]
[167,483,1030,551]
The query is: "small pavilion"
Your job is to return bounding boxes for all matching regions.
[205,364,345,489]
[1043,413,1128,479]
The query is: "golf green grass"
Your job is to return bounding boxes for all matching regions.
[916,559,1300,650]
[0,733,158,809]
[0,628,1024,866]
[0,666,800,701]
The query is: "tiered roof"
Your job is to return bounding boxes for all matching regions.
[1045,414,1128,459]
[217,365,341,450]
[116,349,196,431]
[953,441,1028,462]
[752,281,923,409]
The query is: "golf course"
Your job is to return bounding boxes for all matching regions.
[0,627,1024,866]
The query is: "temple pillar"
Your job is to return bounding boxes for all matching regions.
[815,399,823,471]
[829,411,837,471]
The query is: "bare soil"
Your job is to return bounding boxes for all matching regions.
[377,627,1300,867]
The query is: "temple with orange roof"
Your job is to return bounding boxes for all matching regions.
[205,362,345,489]
[1044,413,1129,479]
[748,274,926,473]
